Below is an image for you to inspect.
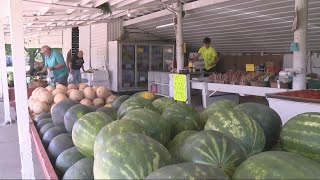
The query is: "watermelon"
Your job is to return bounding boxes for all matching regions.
[200,100,235,126]
[47,133,74,163]
[146,162,229,179]
[94,119,150,156]
[36,118,53,131]
[167,130,198,162]
[232,151,320,179]
[205,109,265,156]
[72,112,113,157]
[55,147,85,178]
[42,126,66,149]
[64,104,97,134]
[93,133,172,179]
[34,113,51,125]
[111,95,130,110]
[178,130,247,176]
[123,109,171,145]
[131,91,157,101]
[152,97,175,114]
[52,99,79,127]
[63,158,94,180]
[235,103,282,150]
[162,103,201,137]
[117,97,155,119]
[280,112,320,163]
[96,107,117,120]
[39,123,55,138]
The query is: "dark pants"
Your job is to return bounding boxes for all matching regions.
[55,74,68,86]
[203,67,216,77]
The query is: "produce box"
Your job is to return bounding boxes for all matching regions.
[308,79,320,89]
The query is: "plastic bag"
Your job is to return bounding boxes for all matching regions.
[68,73,74,84]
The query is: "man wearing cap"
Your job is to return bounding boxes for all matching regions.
[193,37,219,72]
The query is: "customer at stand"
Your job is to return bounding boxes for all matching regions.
[37,45,68,86]
[69,50,85,84]
[193,37,219,72]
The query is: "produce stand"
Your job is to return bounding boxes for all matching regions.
[267,90,320,124]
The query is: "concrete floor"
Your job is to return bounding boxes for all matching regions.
[0,102,45,179]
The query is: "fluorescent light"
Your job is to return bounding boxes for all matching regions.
[155,23,175,29]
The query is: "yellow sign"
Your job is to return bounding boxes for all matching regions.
[173,74,187,102]
[246,64,255,72]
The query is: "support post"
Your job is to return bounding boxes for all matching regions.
[293,0,308,90]
[9,0,35,179]
[175,0,184,71]
[0,19,12,124]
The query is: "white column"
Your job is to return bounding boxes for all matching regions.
[175,1,184,71]
[0,19,12,124]
[293,0,308,90]
[9,0,35,179]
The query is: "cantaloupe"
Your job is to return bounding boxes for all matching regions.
[80,99,93,106]
[46,86,55,92]
[68,84,78,90]
[92,86,99,91]
[69,90,84,102]
[38,91,54,104]
[52,88,67,96]
[56,84,68,94]
[78,83,88,90]
[54,94,68,104]
[106,95,117,104]
[28,98,36,109]
[83,87,96,101]
[96,86,110,99]
[32,87,46,99]
[93,98,105,107]
[33,101,49,114]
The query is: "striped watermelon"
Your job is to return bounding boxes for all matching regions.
[94,119,150,156]
[280,112,320,163]
[63,158,94,180]
[232,151,320,179]
[146,162,229,179]
[178,130,247,176]
[205,109,265,156]
[167,130,198,161]
[93,133,172,179]
[162,103,202,137]
[123,109,171,145]
[117,97,155,119]
[131,91,157,101]
[72,112,113,157]
[152,98,175,114]
[235,103,282,150]
[200,100,236,126]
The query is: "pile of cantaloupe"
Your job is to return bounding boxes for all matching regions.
[28,83,117,115]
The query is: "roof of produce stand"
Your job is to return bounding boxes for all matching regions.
[2,0,320,52]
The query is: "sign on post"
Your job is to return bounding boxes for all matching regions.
[173,74,187,102]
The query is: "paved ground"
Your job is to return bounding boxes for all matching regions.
[0,102,44,179]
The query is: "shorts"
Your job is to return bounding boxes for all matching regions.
[55,74,68,86]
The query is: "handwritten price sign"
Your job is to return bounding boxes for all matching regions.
[173,74,187,102]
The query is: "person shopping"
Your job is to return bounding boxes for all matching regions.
[69,51,85,84]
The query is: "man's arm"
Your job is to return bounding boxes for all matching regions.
[193,53,201,62]
[38,66,47,74]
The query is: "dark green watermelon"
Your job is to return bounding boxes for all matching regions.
[42,126,66,149]
[167,130,198,161]
[64,104,97,134]
[123,109,171,145]
[94,119,150,156]
[152,97,175,114]
[235,103,282,150]
[232,151,320,179]
[117,97,155,119]
[47,133,74,163]
[55,147,85,178]
[111,95,130,110]
[34,113,51,125]
[39,123,55,138]
[146,162,229,179]
[205,109,265,156]
[62,158,94,180]
[201,100,236,126]
[51,99,79,127]
[280,112,320,163]
[178,130,247,176]
[72,112,113,157]
[36,118,53,131]
[96,107,117,120]
[162,103,201,137]
[131,91,157,101]
[94,133,172,179]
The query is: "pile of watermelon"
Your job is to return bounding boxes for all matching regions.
[33,89,320,180]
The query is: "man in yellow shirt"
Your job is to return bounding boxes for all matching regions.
[193,37,219,72]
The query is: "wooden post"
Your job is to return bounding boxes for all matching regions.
[0,19,12,124]
[9,0,35,178]
[175,0,184,71]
